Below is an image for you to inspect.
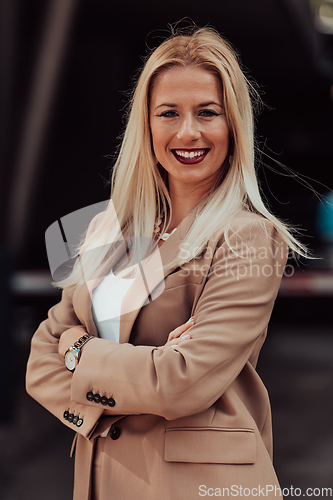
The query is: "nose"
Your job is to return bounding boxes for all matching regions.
[176,115,201,142]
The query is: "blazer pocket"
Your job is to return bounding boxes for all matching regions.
[164,427,256,464]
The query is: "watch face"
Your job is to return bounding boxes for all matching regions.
[65,350,77,371]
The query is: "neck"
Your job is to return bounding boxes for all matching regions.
[167,181,210,230]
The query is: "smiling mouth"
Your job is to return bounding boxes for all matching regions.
[172,148,210,164]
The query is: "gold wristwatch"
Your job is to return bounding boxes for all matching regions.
[64,333,94,372]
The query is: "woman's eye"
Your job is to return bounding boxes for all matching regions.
[199,109,219,117]
[158,110,178,118]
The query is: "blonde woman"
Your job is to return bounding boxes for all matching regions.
[26,26,304,500]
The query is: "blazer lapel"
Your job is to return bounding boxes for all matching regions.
[119,211,196,343]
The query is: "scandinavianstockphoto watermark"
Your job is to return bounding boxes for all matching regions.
[45,200,307,284]
[178,242,302,280]
[198,484,333,497]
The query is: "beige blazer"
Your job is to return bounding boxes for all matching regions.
[26,209,288,500]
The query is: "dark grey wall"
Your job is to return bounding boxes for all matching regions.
[1,0,333,268]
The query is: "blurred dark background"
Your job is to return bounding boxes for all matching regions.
[0,0,332,499]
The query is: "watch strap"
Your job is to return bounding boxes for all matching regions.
[65,333,94,371]
[72,333,94,352]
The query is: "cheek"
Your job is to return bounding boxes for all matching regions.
[216,125,230,150]
[150,124,171,157]
[208,120,229,142]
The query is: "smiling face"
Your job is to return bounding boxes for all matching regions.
[149,65,230,196]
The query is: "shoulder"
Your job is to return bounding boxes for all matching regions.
[214,209,288,262]
[217,208,276,240]
[230,208,272,229]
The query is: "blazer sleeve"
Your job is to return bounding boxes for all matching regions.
[26,214,106,438]
[70,219,288,420]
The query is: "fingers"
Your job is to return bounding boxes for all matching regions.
[169,333,191,346]
[167,317,195,341]
[158,334,191,351]
[158,317,195,350]
[186,316,195,324]
[170,333,190,349]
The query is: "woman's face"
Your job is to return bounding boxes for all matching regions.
[149,65,230,195]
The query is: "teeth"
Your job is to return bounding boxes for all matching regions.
[175,149,206,159]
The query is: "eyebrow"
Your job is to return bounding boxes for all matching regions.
[155,101,223,110]
[199,102,223,108]
[155,103,177,110]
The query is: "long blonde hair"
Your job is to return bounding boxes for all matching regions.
[58,26,306,290]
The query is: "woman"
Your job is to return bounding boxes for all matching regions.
[26,26,305,500]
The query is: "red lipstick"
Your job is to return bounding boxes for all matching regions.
[172,148,210,165]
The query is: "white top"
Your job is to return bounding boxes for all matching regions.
[92,270,135,342]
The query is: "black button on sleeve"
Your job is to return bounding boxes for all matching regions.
[72,416,78,425]
[100,396,108,406]
[86,391,94,401]
[110,426,121,440]
[76,418,83,427]
[63,410,69,420]
[68,413,74,423]
[93,393,101,403]
[107,397,115,407]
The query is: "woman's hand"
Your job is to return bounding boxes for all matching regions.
[58,326,87,361]
[159,317,195,350]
